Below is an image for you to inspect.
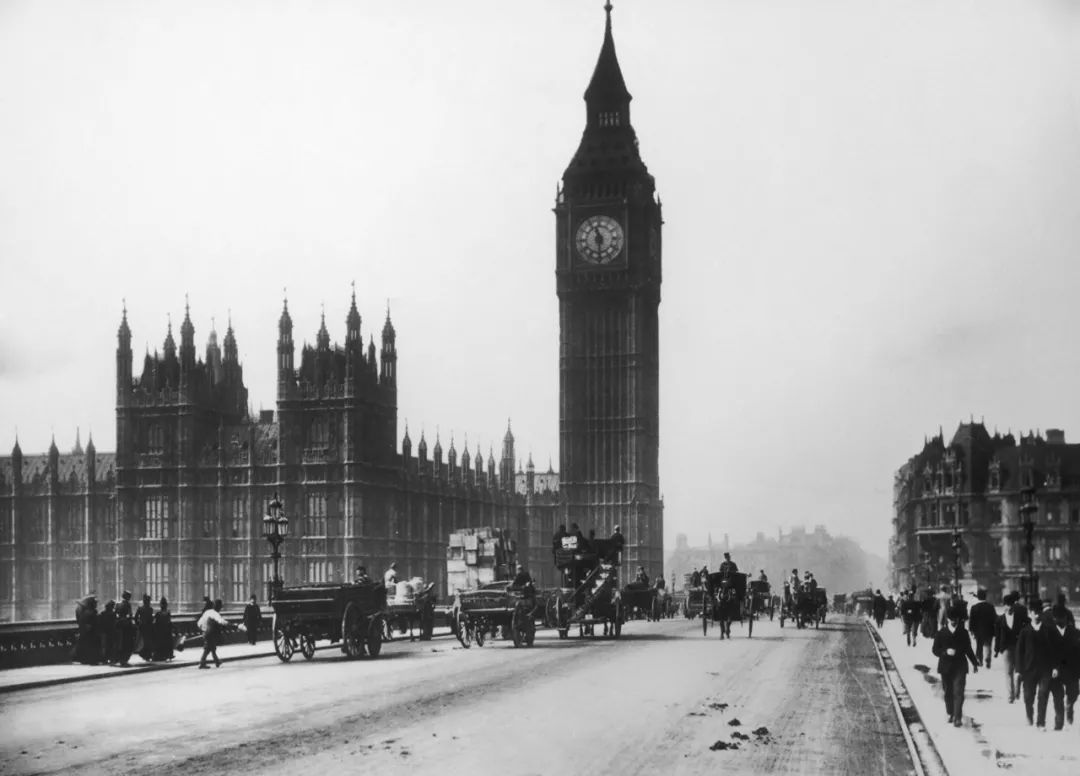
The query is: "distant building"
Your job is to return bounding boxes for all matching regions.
[666,526,883,596]
[891,422,1080,603]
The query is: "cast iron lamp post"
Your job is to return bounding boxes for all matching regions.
[951,526,963,599]
[1019,486,1038,605]
[262,492,289,600]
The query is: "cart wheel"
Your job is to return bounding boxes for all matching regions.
[613,601,623,639]
[511,607,527,648]
[524,617,536,647]
[456,612,472,649]
[702,609,709,637]
[748,612,754,638]
[475,620,486,648]
[300,633,316,660]
[273,615,295,662]
[341,603,365,659]
[366,616,384,657]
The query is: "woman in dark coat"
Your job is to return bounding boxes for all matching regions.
[153,597,174,661]
[98,600,117,664]
[136,593,156,661]
[73,595,101,664]
[242,595,262,645]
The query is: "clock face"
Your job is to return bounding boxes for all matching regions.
[575,215,624,265]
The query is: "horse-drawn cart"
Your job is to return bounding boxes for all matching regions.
[384,581,437,641]
[454,581,538,648]
[270,581,387,661]
[747,580,774,621]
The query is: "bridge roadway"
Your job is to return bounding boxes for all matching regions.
[1,615,915,776]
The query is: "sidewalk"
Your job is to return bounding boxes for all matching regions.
[0,626,457,694]
[871,617,1079,776]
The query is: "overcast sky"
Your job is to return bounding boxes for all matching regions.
[1,0,1078,558]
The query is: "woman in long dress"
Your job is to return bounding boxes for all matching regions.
[153,597,174,661]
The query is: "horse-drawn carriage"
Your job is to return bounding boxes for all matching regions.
[746,580,774,621]
[270,580,387,661]
[701,571,749,638]
[454,581,538,648]
[550,534,624,639]
[621,582,657,622]
[779,584,821,629]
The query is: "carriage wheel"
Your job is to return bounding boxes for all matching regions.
[612,601,623,639]
[365,616,384,657]
[300,632,316,660]
[524,616,536,646]
[341,603,365,659]
[474,620,486,648]
[702,608,709,637]
[455,612,472,649]
[748,612,754,638]
[272,615,295,662]
[511,608,526,648]
[815,614,820,630]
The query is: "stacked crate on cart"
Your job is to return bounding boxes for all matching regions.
[446,527,517,594]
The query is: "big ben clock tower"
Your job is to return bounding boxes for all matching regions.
[556,2,663,580]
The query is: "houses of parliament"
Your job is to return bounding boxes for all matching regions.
[0,4,664,620]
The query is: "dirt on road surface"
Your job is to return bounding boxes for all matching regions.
[2,615,915,776]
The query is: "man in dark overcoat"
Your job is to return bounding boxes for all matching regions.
[993,591,1029,703]
[900,590,923,647]
[73,595,100,664]
[1015,599,1046,726]
[153,597,174,661]
[98,600,117,665]
[872,590,887,628]
[931,604,979,727]
[1037,604,1077,730]
[968,589,997,669]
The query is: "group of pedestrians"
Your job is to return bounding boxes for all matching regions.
[73,591,266,668]
[915,589,1080,733]
[72,591,175,666]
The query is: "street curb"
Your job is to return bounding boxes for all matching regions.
[865,620,950,776]
[0,646,284,694]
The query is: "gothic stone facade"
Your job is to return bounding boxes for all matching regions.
[0,299,560,620]
[891,422,1080,603]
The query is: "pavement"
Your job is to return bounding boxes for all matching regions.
[0,627,455,694]
[871,616,1079,776]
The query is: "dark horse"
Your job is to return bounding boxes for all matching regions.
[704,573,745,639]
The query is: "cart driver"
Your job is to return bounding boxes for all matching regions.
[635,566,650,586]
[758,569,768,584]
[510,563,536,600]
[718,552,738,578]
[354,565,371,584]
[384,562,399,588]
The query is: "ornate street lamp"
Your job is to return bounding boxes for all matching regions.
[1019,486,1038,605]
[951,526,963,600]
[262,492,289,600]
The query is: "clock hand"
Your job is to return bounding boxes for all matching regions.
[593,231,604,250]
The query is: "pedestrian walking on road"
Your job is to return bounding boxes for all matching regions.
[243,595,262,645]
[994,592,1029,703]
[197,598,228,669]
[932,604,979,727]
[872,590,887,628]
[1016,599,1045,726]
[153,597,174,661]
[1037,604,1076,731]
[900,590,922,647]
[969,589,997,669]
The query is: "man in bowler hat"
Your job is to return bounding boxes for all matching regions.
[932,604,979,727]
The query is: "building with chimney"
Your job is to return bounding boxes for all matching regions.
[891,422,1080,603]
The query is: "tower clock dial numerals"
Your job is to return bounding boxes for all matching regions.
[575,215,624,265]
